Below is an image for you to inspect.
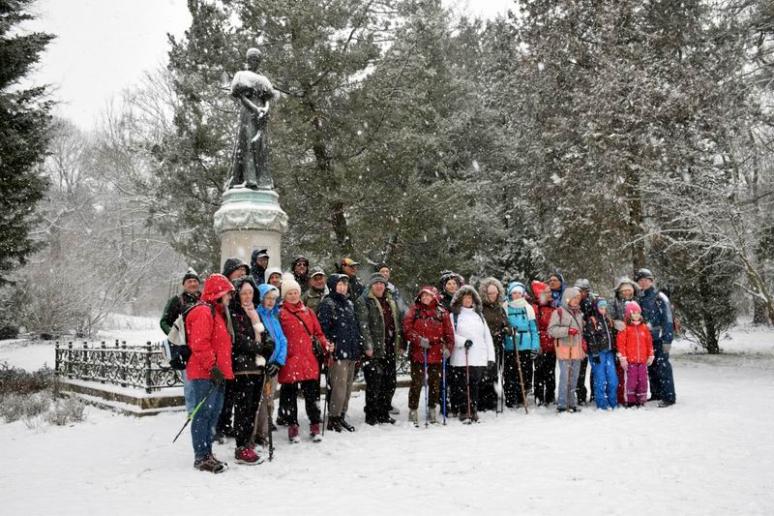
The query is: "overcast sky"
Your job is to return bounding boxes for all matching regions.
[26,0,512,129]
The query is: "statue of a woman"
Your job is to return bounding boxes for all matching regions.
[228,48,275,190]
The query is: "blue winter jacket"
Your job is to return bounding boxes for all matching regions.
[638,287,674,344]
[504,303,540,352]
[256,284,288,365]
[318,288,362,361]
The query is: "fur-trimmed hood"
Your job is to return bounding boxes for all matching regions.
[614,277,641,300]
[478,277,505,306]
[451,284,483,314]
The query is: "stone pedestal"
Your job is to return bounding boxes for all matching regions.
[213,187,288,271]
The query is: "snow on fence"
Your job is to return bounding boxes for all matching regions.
[54,340,181,394]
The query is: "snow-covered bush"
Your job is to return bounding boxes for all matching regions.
[0,393,51,423]
[45,398,86,426]
[0,363,86,426]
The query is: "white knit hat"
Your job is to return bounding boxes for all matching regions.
[281,272,301,299]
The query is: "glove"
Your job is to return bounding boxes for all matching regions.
[618,356,628,369]
[210,366,225,386]
[568,327,579,336]
[442,348,451,359]
[419,337,431,350]
[266,362,280,377]
[464,339,473,350]
[662,344,671,354]
[647,355,655,366]
[261,338,275,359]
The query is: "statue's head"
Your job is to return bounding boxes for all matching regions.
[246,48,261,70]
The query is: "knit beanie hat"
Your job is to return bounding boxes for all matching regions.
[508,282,526,297]
[182,267,200,285]
[281,272,301,299]
[369,273,388,287]
[624,301,642,320]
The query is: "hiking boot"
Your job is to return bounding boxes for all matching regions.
[408,409,419,425]
[310,423,322,442]
[276,414,289,427]
[339,417,356,432]
[557,407,567,413]
[194,454,227,474]
[389,406,400,415]
[234,446,262,465]
[365,415,379,426]
[658,400,675,408]
[569,406,581,413]
[288,424,301,444]
[327,416,343,433]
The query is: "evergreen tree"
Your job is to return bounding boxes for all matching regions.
[0,0,54,284]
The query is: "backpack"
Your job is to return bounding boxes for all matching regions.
[162,302,214,370]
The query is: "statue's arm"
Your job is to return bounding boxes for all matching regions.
[239,94,268,119]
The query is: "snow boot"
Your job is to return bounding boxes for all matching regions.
[408,409,419,426]
[194,454,227,474]
[327,416,343,433]
[288,424,301,444]
[310,423,323,442]
[569,406,581,413]
[339,417,356,432]
[378,412,396,425]
[365,415,379,426]
[234,446,263,466]
[389,405,400,415]
[658,400,675,408]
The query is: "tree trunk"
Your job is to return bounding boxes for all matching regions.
[626,170,646,273]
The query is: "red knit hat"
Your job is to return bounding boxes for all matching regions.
[624,301,642,321]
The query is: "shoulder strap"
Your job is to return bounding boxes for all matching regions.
[288,308,314,338]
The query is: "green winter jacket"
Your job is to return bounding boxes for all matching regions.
[356,290,402,359]
[160,292,200,335]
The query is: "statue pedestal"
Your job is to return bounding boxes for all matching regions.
[213,187,288,272]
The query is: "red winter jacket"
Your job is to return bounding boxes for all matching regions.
[186,274,235,381]
[402,289,455,364]
[278,301,330,384]
[616,322,654,365]
[532,281,556,353]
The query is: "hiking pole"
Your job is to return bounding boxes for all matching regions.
[267,378,274,461]
[465,347,472,423]
[441,352,447,426]
[514,342,529,415]
[495,342,504,416]
[321,362,329,437]
[423,347,430,428]
[511,328,529,414]
[172,382,218,443]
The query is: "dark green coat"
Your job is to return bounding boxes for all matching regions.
[160,292,200,335]
[356,290,402,359]
[302,286,326,314]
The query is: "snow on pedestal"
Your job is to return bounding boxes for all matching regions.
[213,187,288,272]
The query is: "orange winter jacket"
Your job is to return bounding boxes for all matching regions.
[616,323,654,364]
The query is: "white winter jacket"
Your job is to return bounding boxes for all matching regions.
[451,307,496,367]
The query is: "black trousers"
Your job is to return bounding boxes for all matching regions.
[534,352,556,405]
[452,365,484,416]
[233,374,264,448]
[278,379,321,426]
[216,379,235,434]
[363,356,396,419]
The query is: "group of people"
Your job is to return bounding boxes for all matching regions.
[160,249,677,474]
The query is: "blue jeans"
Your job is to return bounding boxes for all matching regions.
[590,351,619,409]
[181,370,195,414]
[557,359,581,409]
[188,380,225,461]
[648,341,676,403]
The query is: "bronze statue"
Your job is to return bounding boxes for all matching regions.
[228,48,275,190]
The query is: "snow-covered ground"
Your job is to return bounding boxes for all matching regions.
[1,318,773,515]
